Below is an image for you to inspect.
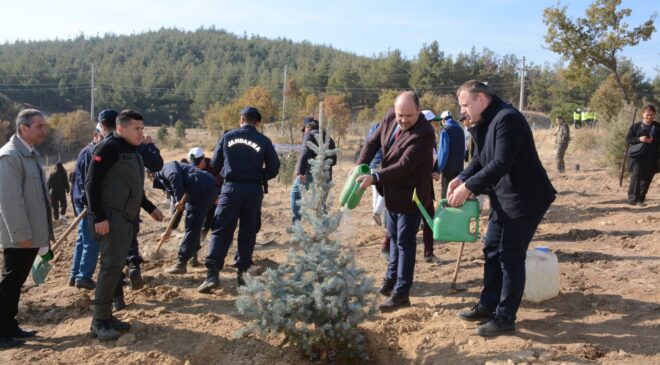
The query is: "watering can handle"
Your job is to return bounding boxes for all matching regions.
[349,176,362,197]
[439,198,478,209]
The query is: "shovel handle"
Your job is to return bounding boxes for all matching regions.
[154,193,188,253]
[450,242,465,290]
[52,207,88,253]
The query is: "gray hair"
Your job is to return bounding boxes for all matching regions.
[456,80,492,99]
[16,109,44,132]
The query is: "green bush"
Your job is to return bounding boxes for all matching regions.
[175,120,186,139]
[604,104,636,175]
[277,153,298,189]
[157,124,168,144]
[550,103,581,126]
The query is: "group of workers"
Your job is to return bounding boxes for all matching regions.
[2,81,657,348]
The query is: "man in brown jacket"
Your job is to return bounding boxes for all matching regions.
[356,91,436,312]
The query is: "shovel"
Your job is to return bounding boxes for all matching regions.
[449,242,467,292]
[32,207,89,285]
[153,193,188,255]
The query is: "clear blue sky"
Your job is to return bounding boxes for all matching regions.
[2,0,658,77]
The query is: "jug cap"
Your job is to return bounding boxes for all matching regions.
[534,246,551,253]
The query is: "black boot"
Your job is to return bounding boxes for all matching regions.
[190,252,201,268]
[378,279,396,297]
[166,259,187,274]
[109,315,131,331]
[378,294,411,312]
[476,316,515,337]
[457,304,495,322]
[7,326,38,338]
[237,269,247,287]
[75,277,97,290]
[0,335,24,349]
[90,319,120,340]
[113,284,127,311]
[128,263,144,290]
[198,275,220,294]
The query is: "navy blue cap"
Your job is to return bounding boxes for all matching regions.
[98,109,118,123]
[302,117,316,131]
[240,106,262,122]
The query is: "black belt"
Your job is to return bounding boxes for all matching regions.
[225,178,261,184]
[225,178,268,194]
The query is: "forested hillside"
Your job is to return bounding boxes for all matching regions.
[0,27,657,126]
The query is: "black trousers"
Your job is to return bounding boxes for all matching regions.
[51,191,67,217]
[202,202,216,238]
[206,182,263,274]
[628,159,655,204]
[479,207,548,322]
[0,248,38,333]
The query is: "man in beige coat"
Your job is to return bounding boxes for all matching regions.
[0,109,52,349]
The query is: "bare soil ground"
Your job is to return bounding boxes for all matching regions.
[1,127,658,365]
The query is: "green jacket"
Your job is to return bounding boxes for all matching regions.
[555,123,570,145]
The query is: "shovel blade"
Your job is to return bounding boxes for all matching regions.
[31,257,51,285]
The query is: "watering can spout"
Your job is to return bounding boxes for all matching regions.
[412,188,433,227]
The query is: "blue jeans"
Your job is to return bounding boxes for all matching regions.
[479,206,549,322]
[290,175,311,224]
[385,210,422,297]
[69,204,99,281]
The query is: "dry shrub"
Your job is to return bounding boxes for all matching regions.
[603,104,637,175]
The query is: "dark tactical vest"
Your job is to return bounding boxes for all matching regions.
[101,151,145,221]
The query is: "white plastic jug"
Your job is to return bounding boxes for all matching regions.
[523,247,560,302]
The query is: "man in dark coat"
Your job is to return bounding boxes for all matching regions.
[449,80,556,337]
[290,118,337,224]
[48,162,69,220]
[626,104,659,206]
[356,91,436,312]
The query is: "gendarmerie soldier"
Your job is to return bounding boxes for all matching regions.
[198,107,279,293]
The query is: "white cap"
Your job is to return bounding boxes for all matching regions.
[188,147,204,160]
[421,110,436,121]
[440,111,451,119]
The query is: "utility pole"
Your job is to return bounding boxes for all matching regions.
[518,56,526,112]
[281,65,287,124]
[90,64,95,121]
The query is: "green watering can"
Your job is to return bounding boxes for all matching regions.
[412,189,480,292]
[412,189,480,243]
[339,164,371,209]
